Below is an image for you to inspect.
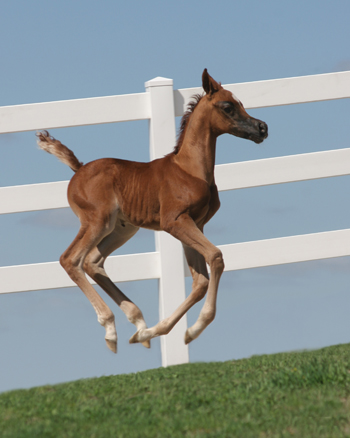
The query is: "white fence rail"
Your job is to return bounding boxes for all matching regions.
[1,71,350,367]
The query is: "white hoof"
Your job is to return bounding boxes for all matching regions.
[129,328,152,345]
[105,338,117,353]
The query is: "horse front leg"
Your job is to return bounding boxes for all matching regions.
[129,214,224,345]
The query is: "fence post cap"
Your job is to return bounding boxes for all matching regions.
[145,77,173,88]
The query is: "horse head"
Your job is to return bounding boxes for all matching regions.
[202,69,268,144]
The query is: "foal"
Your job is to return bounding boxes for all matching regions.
[37,69,268,353]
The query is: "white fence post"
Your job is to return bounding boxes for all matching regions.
[145,77,189,367]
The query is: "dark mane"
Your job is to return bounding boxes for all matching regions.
[173,94,203,154]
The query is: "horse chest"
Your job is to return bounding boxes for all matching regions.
[172,178,212,223]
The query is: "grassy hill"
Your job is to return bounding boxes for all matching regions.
[1,344,350,437]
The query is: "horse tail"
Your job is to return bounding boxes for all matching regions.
[36,130,83,173]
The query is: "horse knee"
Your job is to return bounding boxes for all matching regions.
[60,252,82,282]
[208,250,224,275]
[192,276,209,303]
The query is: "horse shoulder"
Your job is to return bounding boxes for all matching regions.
[203,183,220,225]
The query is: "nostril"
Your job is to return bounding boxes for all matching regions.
[259,122,268,135]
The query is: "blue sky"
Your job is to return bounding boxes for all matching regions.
[1,0,350,392]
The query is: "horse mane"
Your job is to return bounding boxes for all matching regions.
[173,94,203,155]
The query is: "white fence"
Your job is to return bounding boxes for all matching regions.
[1,71,350,367]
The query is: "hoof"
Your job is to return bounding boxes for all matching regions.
[141,340,151,349]
[129,328,151,345]
[129,330,141,344]
[184,330,194,345]
[106,339,117,353]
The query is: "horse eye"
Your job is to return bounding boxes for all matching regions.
[224,106,234,115]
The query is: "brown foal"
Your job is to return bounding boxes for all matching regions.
[37,69,268,353]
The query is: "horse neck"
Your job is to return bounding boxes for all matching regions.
[174,112,217,185]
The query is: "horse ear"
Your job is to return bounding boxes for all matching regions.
[202,69,221,95]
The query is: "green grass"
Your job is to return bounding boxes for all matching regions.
[2,344,350,437]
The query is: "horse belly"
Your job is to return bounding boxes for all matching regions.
[116,173,161,230]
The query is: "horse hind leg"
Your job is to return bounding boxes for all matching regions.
[83,220,151,349]
[60,217,119,353]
